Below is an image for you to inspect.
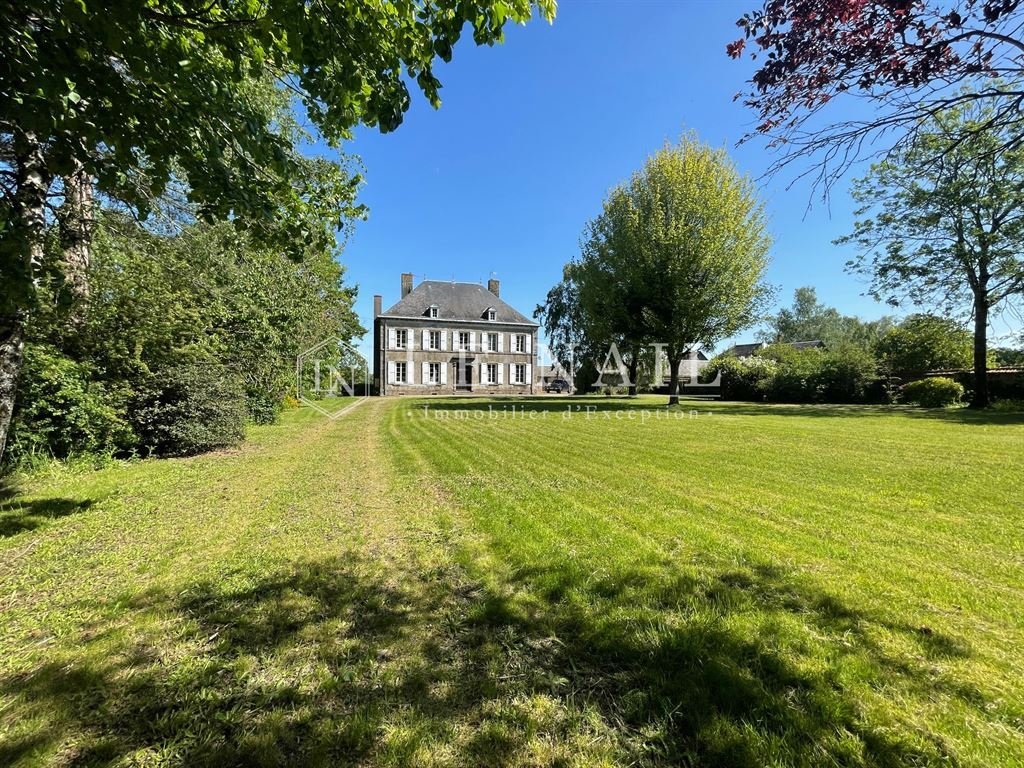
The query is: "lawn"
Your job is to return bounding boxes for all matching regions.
[1,397,1022,767]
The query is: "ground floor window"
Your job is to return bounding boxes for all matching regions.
[514,363,526,384]
[395,361,407,383]
[486,363,498,385]
[429,362,441,384]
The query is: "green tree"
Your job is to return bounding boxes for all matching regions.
[874,315,974,378]
[760,287,894,349]
[535,263,602,394]
[841,98,1024,408]
[574,194,656,395]
[617,136,772,404]
[0,0,556,462]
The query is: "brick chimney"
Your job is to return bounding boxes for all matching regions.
[400,272,413,298]
[373,294,382,318]
[487,277,500,297]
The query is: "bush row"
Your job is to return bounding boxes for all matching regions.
[703,344,976,406]
[704,345,889,404]
[9,345,248,464]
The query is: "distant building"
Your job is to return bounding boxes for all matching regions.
[373,273,539,395]
[723,340,824,359]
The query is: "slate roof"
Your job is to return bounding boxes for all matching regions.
[381,281,537,325]
[725,340,824,357]
[724,342,767,357]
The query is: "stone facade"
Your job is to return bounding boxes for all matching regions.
[373,274,538,396]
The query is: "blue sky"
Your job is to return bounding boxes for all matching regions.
[332,0,1015,356]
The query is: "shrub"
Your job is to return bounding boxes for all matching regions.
[902,377,965,407]
[757,345,823,402]
[7,344,134,465]
[703,355,776,400]
[130,363,246,457]
[707,344,881,404]
[815,345,880,403]
[989,398,1024,412]
[246,392,283,425]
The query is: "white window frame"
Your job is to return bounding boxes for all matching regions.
[487,332,498,352]
[429,305,439,319]
[395,328,408,350]
[515,334,526,353]
[429,330,441,350]
[458,331,471,351]
[514,363,526,385]
[428,362,441,384]
[487,309,496,321]
[487,363,498,385]
[395,361,407,384]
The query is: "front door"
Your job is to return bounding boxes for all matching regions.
[456,362,473,390]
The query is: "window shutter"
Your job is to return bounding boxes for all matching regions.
[441,330,448,351]
[526,364,532,386]
[498,332,504,353]
[440,363,448,385]
[420,362,427,385]
[422,329,429,350]
[526,334,533,354]
[388,327,396,349]
[387,361,396,384]
[498,363,504,384]
[470,331,476,352]
[479,362,485,384]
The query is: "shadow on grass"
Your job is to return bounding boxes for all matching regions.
[1,551,991,766]
[0,489,94,537]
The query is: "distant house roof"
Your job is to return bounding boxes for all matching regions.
[724,340,824,357]
[381,280,537,325]
[724,342,767,357]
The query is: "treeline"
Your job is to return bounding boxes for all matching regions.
[7,213,361,468]
[705,294,1022,406]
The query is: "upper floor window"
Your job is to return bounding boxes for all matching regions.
[487,332,498,352]
[515,334,526,353]
[458,331,471,351]
[395,329,408,349]
[487,308,496,321]
[429,330,441,350]
[429,305,439,319]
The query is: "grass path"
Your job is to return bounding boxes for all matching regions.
[1,397,1023,767]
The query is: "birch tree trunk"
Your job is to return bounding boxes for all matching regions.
[0,131,50,465]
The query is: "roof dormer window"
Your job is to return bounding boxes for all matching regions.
[429,305,439,319]
[486,307,496,321]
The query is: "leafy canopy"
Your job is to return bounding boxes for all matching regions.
[728,0,1024,188]
[1,0,556,238]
